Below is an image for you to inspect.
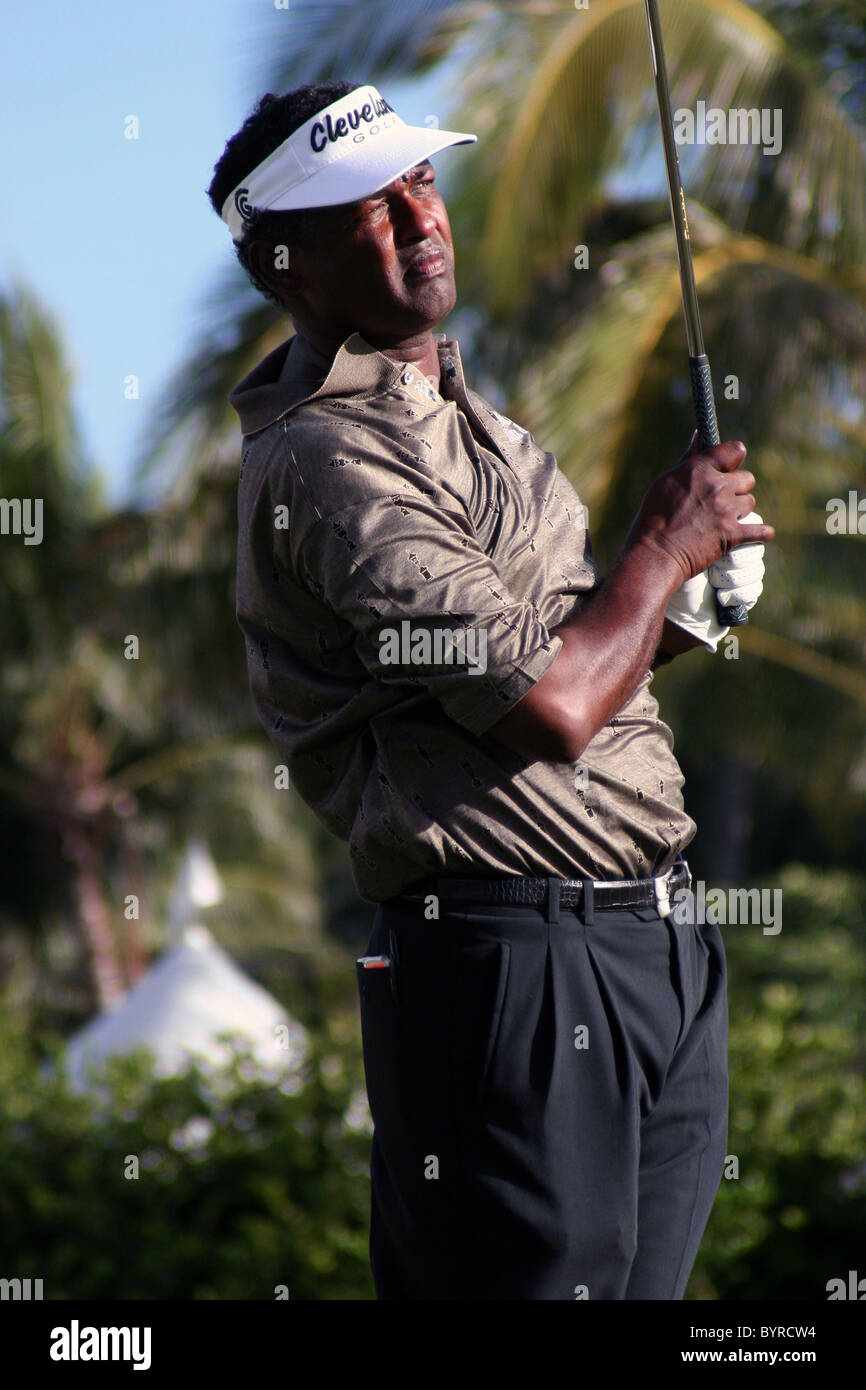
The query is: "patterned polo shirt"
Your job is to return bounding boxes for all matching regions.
[230,330,695,902]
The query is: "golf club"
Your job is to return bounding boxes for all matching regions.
[643,0,748,627]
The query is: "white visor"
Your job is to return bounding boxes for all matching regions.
[221,84,477,241]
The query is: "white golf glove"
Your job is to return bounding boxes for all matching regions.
[665,512,765,651]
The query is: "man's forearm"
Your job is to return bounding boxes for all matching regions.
[549,543,684,748]
[490,541,682,763]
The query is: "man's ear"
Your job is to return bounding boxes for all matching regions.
[248,239,305,302]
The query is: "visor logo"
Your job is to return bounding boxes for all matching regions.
[234,187,253,221]
[310,95,395,154]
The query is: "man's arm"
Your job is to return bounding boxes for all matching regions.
[488,437,774,765]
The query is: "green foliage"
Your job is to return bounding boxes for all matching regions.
[0,1021,374,1300]
[689,866,866,1299]
[1,865,864,1300]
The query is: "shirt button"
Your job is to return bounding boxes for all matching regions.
[401,369,414,385]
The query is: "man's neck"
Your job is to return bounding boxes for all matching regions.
[376,333,441,391]
[292,321,442,391]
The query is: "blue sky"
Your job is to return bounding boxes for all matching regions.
[0,1,441,506]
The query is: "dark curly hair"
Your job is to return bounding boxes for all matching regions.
[207,82,359,307]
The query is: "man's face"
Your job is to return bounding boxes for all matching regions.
[285,161,457,342]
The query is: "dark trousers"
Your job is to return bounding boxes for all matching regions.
[356,883,728,1300]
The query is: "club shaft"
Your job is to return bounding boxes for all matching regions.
[644,0,705,359]
[643,0,747,628]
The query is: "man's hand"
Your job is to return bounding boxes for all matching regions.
[624,432,774,584]
[660,507,767,653]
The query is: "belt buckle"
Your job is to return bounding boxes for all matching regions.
[653,873,672,918]
[654,859,691,917]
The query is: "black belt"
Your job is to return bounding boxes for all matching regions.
[399,856,691,915]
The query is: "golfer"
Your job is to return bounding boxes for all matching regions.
[210,80,774,1300]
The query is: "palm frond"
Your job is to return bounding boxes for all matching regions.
[262,0,497,90]
[0,284,95,515]
[443,0,866,310]
[510,213,866,530]
[131,272,285,499]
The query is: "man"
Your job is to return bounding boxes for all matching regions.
[209,80,773,1300]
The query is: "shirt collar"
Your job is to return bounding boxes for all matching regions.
[228,329,468,436]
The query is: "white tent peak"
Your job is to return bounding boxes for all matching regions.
[62,922,307,1095]
[166,837,223,939]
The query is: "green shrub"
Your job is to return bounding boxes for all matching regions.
[690,866,866,1299]
[2,862,864,1300]
[0,1027,374,1300]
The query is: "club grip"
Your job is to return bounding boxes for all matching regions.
[689,354,748,629]
[689,353,720,450]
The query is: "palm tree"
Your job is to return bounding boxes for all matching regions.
[0,287,338,1025]
[0,286,129,1014]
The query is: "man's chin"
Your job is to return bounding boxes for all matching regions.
[402,278,457,328]
[355,280,457,345]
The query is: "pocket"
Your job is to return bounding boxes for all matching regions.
[449,939,511,1111]
[356,956,401,1136]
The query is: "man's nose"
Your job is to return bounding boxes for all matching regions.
[392,192,438,241]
